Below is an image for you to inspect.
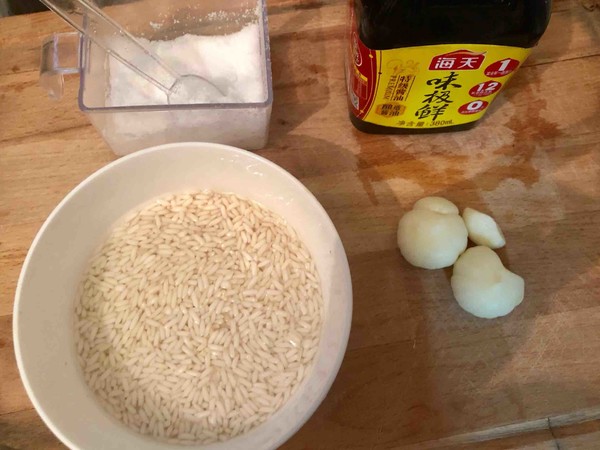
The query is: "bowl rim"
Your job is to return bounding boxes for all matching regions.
[13,142,352,449]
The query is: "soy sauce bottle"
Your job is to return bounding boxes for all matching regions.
[346,0,552,134]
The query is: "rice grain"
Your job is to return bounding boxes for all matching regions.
[75,191,323,445]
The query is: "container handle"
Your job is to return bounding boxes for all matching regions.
[40,32,81,100]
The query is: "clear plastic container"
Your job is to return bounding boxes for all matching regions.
[40,0,273,156]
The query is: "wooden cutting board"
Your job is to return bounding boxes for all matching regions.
[0,0,599,448]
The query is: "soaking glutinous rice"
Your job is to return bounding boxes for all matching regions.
[74,191,323,445]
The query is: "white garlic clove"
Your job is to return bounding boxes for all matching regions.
[397,197,468,270]
[451,246,524,319]
[462,207,506,249]
[413,196,459,215]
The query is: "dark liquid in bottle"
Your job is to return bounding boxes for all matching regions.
[347,0,552,134]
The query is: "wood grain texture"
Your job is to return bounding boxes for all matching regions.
[1,0,599,448]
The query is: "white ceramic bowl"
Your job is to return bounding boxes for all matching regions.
[13,143,352,450]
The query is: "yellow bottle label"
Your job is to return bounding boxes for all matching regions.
[347,26,532,129]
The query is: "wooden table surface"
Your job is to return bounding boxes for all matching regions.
[1,1,599,448]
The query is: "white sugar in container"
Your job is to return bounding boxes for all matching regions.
[40,0,273,156]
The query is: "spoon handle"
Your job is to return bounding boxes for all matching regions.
[39,0,178,94]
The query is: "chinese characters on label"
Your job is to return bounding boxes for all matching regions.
[429,50,485,70]
[383,75,415,102]
[376,103,406,117]
[376,71,416,117]
[415,71,462,122]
